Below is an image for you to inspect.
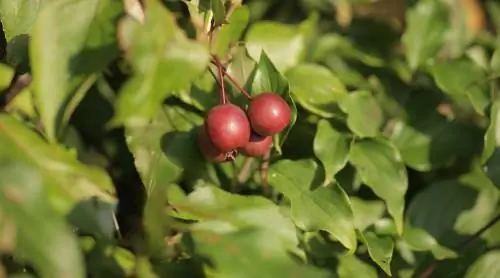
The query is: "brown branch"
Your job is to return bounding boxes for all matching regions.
[0,73,32,112]
[211,55,252,100]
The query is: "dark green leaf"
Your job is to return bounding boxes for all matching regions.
[245,21,305,72]
[465,250,500,278]
[406,167,499,245]
[348,138,408,234]
[0,0,41,41]
[0,163,85,278]
[357,230,394,276]
[31,0,123,142]
[482,101,500,163]
[210,0,226,26]
[313,119,350,183]
[432,58,489,115]
[339,90,383,138]
[268,159,357,250]
[114,0,209,125]
[286,63,347,118]
[402,0,448,70]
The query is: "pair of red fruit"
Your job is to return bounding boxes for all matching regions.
[198,92,292,163]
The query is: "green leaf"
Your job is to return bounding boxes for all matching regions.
[286,63,348,118]
[210,0,226,26]
[212,6,249,57]
[170,186,299,249]
[227,46,256,89]
[125,106,204,193]
[0,63,14,91]
[268,159,357,250]
[0,163,85,278]
[390,115,483,171]
[245,21,305,72]
[0,0,41,41]
[357,230,394,276]
[465,250,500,278]
[490,47,500,74]
[192,229,330,278]
[339,90,383,138]
[348,138,408,235]
[114,0,209,125]
[350,197,385,231]
[0,114,116,214]
[432,58,489,115]
[402,225,458,260]
[406,168,499,245]
[30,0,123,142]
[337,253,378,278]
[402,0,448,70]
[313,119,350,183]
[482,101,500,163]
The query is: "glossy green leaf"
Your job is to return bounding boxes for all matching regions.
[212,6,249,57]
[313,119,350,183]
[286,63,347,118]
[402,0,448,70]
[0,114,115,214]
[114,0,209,125]
[339,90,383,138]
[350,197,385,231]
[245,21,305,72]
[357,230,394,276]
[402,225,457,260]
[337,253,378,278]
[0,63,14,91]
[192,229,329,278]
[432,58,489,115]
[406,168,499,245]
[170,186,298,249]
[30,0,123,142]
[268,159,357,250]
[465,250,500,278]
[349,138,407,235]
[0,163,85,278]
[0,0,41,41]
[227,46,256,88]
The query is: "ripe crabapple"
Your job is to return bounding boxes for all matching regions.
[247,92,291,136]
[205,103,251,152]
[239,132,273,157]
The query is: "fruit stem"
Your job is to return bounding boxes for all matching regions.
[260,149,271,197]
[211,55,252,101]
[213,55,227,104]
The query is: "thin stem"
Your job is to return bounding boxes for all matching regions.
[231,157,255,192]
[260,149,271,197]
[211,55,252,100]
[213,56,227,104]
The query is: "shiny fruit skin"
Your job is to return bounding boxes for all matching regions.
[206,104,251,152]
[239,132,273,157]
[247,92,291,136]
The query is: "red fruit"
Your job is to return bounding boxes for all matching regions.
[247,92,291,136]
[205,104,251,152]
[239,132,273,157]
[197,126,237,163]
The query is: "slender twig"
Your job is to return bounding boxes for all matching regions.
[212,56,227,104]
[418,213,500,278]
[0,73,32,112]
[231,157,255,192]
[211,55,252,100]
[260,149,271,196]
